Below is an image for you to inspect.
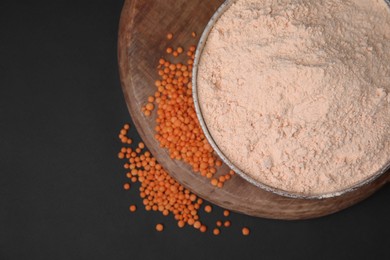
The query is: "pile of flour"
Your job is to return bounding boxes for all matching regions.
[197,0,390,195]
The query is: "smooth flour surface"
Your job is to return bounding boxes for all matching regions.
[197,0,390,195]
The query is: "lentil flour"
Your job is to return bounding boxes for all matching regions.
[197,0,390,195]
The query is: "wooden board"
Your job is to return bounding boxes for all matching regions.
[118,0,390,219]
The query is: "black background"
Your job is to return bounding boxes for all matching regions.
[1,1,389,259]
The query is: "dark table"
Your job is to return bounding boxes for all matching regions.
[1,1,389,259]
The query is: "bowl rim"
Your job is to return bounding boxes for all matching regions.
[192,0,390,199]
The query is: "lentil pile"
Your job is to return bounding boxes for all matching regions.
[119,124,206,230]
[142,33,234,188]
[117,32,251,236]
[118,123,249,235]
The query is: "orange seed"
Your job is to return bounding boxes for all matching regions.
[129,205,137,212]
[213,228,220,235]
[156,223,164,232]
[204,205,212,213]
[123,183,130,190]
[242,227,250,236]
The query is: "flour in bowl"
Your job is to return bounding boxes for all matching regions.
[197,0,390,195]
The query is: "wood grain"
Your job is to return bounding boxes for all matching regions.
[118,0,390,219]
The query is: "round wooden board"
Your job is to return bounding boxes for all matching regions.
[118,0,390,220]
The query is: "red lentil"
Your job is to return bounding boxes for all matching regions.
[213,228,220,235]
[123,183,130,190]
[204,205,212,213]
[242,227,250,236]
[156,224,164,232]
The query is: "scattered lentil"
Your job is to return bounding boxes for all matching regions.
[200,225,207,233]
[213,228,220,235]
[123,183,130,190]
[156,224,164,232]
[242,227,250,236]
[204,205,212,213]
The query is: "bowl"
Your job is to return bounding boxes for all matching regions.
[192,0,390,199]
[119,0,390,219]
